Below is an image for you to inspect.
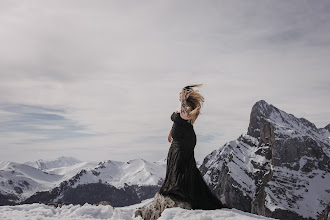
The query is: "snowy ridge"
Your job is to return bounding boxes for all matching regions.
[1,156,166,205]
[69,158,165,189]
[203,134,261,199]
[24,156,83,170]
[0,161,64,202]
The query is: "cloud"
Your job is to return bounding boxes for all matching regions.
[0,0,329,163]
[0,104,96,144]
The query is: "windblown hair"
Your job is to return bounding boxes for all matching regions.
[183,83,205,124]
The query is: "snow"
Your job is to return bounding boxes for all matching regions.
[0,161,65,202]
[298,156,313,171]
[70,158,166,189]
[24,156,84,170]
[265,166,330,219]
[263,105,330,158]
[158,207,276,220]
[0,157,166,204]
[0,202,277,220]
[202,134,260,199]
[24,157,99,180]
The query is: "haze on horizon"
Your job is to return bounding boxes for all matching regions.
[0,0,329,164]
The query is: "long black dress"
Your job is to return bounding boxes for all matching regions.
[159,112,225,210]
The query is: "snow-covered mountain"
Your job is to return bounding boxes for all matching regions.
[23,158,166,207]
[200,100,330,220]
[59,158,166,189]
[0,161,64,205]
[0,156,100,205]
[24,156,83,170]
[1,156,166,206]
[24,156,99,180]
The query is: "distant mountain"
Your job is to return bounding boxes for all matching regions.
[1,156,167,206]
[61,158,166,189]
[24,156,99,180]
[23,158,166,206]
[200,100,330,220]
[0,161,63,205]
[24,156,83,170]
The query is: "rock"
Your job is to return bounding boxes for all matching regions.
[94,201,111,206]
[46,203,63,208]
[134,192,192,220]
[317,202,329,220]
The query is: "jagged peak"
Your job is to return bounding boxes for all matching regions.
[325,124,330,132]
[248,100,274,137]
[251,100,281,117]
[248,100,326,139]
[253,99,268,107]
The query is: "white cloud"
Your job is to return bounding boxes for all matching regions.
[0,0,329,163]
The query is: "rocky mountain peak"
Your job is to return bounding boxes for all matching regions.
[325,124,330,132]
[247,100,324,142]
[247,100,276,138]
[201,100,330,220]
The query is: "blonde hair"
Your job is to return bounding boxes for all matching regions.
[184,83,204,124]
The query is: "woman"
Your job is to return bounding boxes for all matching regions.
[159,84,226,210]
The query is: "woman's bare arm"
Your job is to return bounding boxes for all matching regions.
[180,89,191,120]
[168,123,174,143]
[168,127,172,143]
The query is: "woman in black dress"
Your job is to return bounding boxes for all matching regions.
[159,84,226,210]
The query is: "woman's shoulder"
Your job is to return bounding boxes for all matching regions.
[172,111,193,125]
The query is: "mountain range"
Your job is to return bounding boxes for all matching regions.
[1,100,329,220]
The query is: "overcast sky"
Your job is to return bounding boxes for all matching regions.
[0,0,329,164]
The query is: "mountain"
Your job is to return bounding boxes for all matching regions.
[0,161,63,205]
[0,156,100,205]
[24,156,99,180]
[62,158,166,188]
[200,100,330,220]
[24,158,166,207]
[24,156,83,170]
[1,156,166,207]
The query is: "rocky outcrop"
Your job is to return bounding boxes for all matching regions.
[200,100,330,220]
[134,192,192,220]
[251,118,274,216]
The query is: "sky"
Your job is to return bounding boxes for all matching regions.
[0,0,329,164]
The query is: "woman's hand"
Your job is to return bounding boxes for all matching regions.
[180,88,192,101]
[168,132,172,143]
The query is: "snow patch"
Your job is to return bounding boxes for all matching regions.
[0,203,277,220]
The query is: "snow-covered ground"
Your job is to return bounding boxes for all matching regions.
[0,199,277,220]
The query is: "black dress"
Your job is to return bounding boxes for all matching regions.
[159,112,225,210]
